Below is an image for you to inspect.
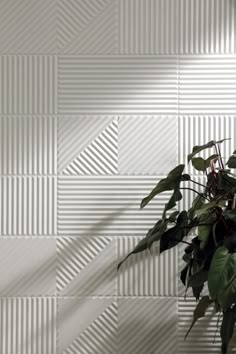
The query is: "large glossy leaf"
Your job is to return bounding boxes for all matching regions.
[195,199,225,217]
[226,154,236,168]
[208,246,236,309]
[220,306,236,354]
[187,139,230,163]
[140,164,185,208]
[192,154,219,171]
[188,194,206,220]
[198,224,212,249]
[162,189,182,219]
[223,209,236,222]
[185,296,213,339]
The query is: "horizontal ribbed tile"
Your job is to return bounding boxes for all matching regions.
[0,56,57,114]
[118,298,177,354]
[58,176,173,236]
[0,177,57,235]
[0,116,57,175]
[57,0,116,54]
[57,236,116,296]
[119,115,177,175]
[58,56,178,114]
[0,238,56,296]
[178,116,235,175]
[0,0,57,53]
[0,297,57,354]
[58,297,117,354]
[118,237,177,296]
[179,56,236,114]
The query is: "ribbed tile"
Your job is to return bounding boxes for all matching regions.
[0,0,57,53]
[119,115,177,175]
[178,298,231,353]
[0,116,57,175]
[0,297,57,354]
[57,236,116,296]
[58,176,173,236]
[58,56,178,114]
[118,0,179,54]
[118,237,177,296]
[178,116,235,175]
[0,238,56,296]
[0,177,57,235]
[118,297,177,354]
[0,56,57,114]
[179,56,236,114]
[57,0,116,54]
[58,297,117,354]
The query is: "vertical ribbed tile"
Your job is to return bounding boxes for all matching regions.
[58,297,117,354]
[57,236,116,295]
[118,237,178,296]
[0,56,57,114]
[118,0,179,54]
[0,177,57,235]
[58,176,173,236]
[0,297,57,354]
[118,298,177,354]
[178,116,235,175]
[0,238,56,296]
[0,116,57,175]
[119,115,177,175]
[179,56,236,114]
[0,0,57,53]
[58,56,178,114]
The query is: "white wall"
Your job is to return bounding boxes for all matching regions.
[0,0,236,353]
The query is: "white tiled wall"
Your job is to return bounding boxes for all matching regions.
[1,1,236,353]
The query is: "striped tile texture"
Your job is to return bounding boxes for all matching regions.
[1,0,236,353]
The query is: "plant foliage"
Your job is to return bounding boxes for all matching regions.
[117,138,236,353]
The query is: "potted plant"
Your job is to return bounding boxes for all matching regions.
[117,139,236,354]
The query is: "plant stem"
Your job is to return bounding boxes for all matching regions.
[179,187,210,201]
[188,178,209,189]
[217,144,225,170]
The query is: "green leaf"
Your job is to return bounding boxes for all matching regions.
[226,154,236,168]
[188,194,206,220]
[140,164,185,209]
[162,189,182,219]
[168,211,180,222]
[195,199,225,217]
[223,209,236,222]
[192,154,219,171]
[220,306,236,354]
[188,270,208,288]
[208,246,236,310]
[187,139,230,163]
[185,296,213,339]
[198,224,212,249]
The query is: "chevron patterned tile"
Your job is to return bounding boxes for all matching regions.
[0,297,57,354]
[178,116,235,175]
[118,297,177,354]
[0,176,57,235]
[0,116,57,175]
[118,236,178,296]
[58,176,173,236]
[58,56,178,115]
[179,56,236,114]
[0,238,56,296]
[58,297,117,354]
[119,115,177,175]
[57,0,116,54]
[0,0,57,53]
[57,236,116,296]
[62,117,118,175]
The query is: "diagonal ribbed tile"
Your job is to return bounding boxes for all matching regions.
[118,237,177,296]
[58,176,173,236]
[58,0,116,54]
[179,56,236,114]
[118,298,177,354]
[62,117,118,175]
[58,115,116,172]
[0,297,57,354]
[0,238,56,296]
[57,0,112,52]
[57,236,116,295]
[0,0,57,53]
[0,177,57,235]
[0,116,57,175]
[58,56,178,115]
[119,115,177,175]
[58,297,117,354]
[0,56,57,114]
[178,116,235,175]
